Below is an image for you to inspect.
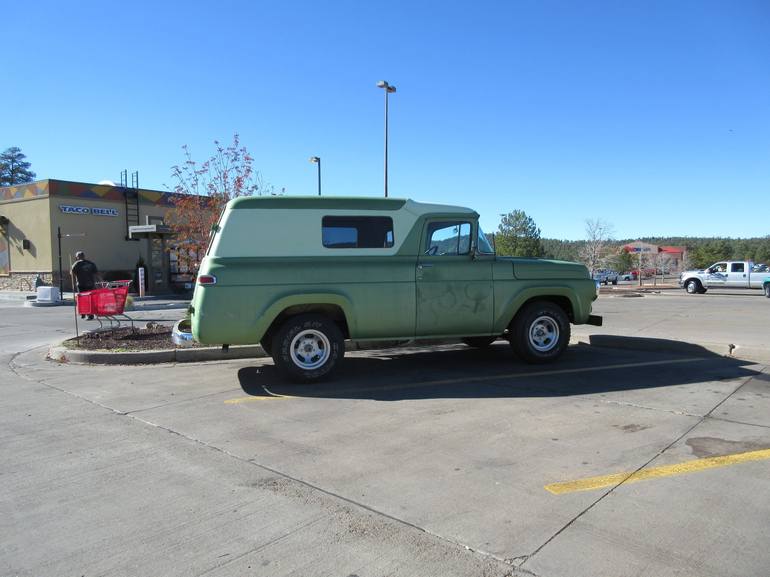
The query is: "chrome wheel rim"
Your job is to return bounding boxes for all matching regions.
[289,329,331,370]
[529,315,559,352]
[687,282,697,293]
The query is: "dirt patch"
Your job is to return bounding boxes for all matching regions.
[62,323,201,351]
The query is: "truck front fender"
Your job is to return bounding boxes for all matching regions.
[494,285,589,333]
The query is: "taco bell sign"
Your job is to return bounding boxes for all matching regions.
[60,205,119,217]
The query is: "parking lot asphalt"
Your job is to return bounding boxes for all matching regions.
[2,291,770,576]
[575,286,770,361]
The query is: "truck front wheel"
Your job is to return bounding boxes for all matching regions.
[273,314,344,382]
[510,301,570,364]
[685,279,703,294]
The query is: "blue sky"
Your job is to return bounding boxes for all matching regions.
[5,0,769,239]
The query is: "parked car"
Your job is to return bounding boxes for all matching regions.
[191,197,602,381]
[620,271,637,281]
[593,269,619,285]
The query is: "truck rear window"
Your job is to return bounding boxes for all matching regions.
[322,216,394,249]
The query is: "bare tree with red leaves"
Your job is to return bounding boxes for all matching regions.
[166,134,272,276]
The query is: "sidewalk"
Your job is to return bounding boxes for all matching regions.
[0,290,190,311]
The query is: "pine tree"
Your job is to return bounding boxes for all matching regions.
[496,210,543,257]
[0,147,36,186]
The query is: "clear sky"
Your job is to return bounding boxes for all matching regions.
[5,0,769,240]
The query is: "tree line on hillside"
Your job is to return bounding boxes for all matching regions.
[492,210,770,271]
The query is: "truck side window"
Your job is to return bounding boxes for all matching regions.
[425,222,471,255]
[731,263,744,273]
[322,216,394,248]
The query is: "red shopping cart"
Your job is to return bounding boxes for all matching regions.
[76,280,133,329]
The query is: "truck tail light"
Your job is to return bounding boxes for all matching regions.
[197,274,217,286]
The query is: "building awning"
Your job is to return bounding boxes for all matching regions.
[128,224,174,239]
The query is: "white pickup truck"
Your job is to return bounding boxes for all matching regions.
[680,261,770,295]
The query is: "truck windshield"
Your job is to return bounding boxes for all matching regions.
[477,226,494,254]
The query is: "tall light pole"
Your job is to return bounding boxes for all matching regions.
[376,80,396,197]
[309,156,321,196]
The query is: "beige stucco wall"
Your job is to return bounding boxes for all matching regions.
[1,196,53,273]
[49,197,170,275]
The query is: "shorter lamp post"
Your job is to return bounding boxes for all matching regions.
[309,156,321,196]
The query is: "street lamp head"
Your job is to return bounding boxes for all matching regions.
[309,156,320,163]
[377,80,396,93]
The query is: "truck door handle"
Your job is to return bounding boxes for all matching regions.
[418,263,434,269]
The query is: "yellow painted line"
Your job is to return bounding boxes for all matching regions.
[224,396,290,404]
[224,386,297,404]
[545,448,770,495]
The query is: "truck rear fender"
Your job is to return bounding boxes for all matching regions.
[257,293,355,343]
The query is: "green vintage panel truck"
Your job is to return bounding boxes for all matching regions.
[190,197,601,381]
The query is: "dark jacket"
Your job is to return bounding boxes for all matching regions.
[71,259,98,291]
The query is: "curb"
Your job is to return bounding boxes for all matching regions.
[48,344,266,365]
[47,339,454,366]
[125,302,190,311]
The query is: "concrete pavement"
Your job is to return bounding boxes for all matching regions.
[2,289,770,576]
[574,287,770,362]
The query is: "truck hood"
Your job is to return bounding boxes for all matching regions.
[497,257,590,280]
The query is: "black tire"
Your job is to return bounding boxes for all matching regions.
[764,284,770,298]
[509,301,570,364]
[272,314,344,382]
[611,278,618,286]
[260,335,273,357]
[462,336,497,348]
[685,279,702,294]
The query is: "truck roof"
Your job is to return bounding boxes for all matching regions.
[229,196,477,217]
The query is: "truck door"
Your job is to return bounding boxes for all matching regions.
[726,262,747,288]
[707,262,728,287]
[415,220,493,337]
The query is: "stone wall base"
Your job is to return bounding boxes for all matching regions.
[0,272,57,291]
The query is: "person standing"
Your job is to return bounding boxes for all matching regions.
[71,251,99,320]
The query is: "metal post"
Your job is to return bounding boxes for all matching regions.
[309,157,321,196]
[384,89,389,198]
[57,226,63,296]
[377,81,396,198]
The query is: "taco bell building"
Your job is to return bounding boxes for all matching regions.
[0,179,192,294]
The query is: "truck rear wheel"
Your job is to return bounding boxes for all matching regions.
[765,284,770,298]
[273,314,344,382]
[509,301,570,364]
